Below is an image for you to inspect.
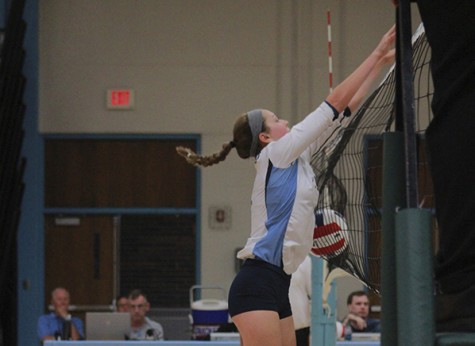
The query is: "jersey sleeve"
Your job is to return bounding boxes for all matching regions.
[267,102,335,168]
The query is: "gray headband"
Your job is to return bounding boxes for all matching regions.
[248,109,263,157]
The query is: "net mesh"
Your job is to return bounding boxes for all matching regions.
[311,24,434,293]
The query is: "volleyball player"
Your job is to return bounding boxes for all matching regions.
[392,0,475,332]
[177,26,395,345]
[415,0,475,332]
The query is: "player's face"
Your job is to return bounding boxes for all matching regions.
[348,295,370,318]
[262,110,289,141]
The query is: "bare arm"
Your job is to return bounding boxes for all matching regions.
[327,25,396,113]
[347,48,395,112]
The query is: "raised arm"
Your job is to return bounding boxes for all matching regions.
[347,48,395,112]
[327,25,396,113]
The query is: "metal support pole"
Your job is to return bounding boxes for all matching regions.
[396,0,418,208]
[383,2,424,345]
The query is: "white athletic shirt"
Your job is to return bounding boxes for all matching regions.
[237,101,340,274]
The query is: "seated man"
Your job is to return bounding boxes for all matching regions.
[115,294,129,313]
[341,290,380,333]
[37,287,84,341]
[127,289,164,340]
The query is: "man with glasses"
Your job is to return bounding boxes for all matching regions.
[127,289,164,340]
[115,294,129,313]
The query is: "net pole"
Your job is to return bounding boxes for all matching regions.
[394,1,435,345]
[395,0,418,208]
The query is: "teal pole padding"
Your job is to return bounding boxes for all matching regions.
[311,255,323,346]
[381,132,406,346]
[310,256,336,346]
[324,279,337,344]
[395,208,434,346]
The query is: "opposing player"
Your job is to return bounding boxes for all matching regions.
[177,27,395,346]
[392,0,475,332]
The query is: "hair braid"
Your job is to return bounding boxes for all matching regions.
[176,111,266,167]
[176,141,235,167]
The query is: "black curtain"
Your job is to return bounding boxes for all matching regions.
[0,0,27,345]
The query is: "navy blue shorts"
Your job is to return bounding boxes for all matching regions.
[228,258,292,319]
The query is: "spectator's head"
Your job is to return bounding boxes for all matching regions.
[51,287,71,315]
[115,295,129,312]
[346,290,370,319]
[128,289,150,326]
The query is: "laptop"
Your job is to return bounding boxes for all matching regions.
[351,332,381,341]
[86,312,130,340]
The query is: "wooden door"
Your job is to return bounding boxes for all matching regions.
[44,137,199,316]
[44,215,115,316]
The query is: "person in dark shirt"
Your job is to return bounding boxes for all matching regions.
[392,0,475,332]
[342,291,380,333]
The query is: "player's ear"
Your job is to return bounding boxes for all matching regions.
[259,132,271,144]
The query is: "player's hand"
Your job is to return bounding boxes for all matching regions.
[375,25,396,59]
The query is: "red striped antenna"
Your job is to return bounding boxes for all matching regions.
[327,9,333,93]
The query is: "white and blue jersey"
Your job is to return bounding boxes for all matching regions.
[237,102,339,274]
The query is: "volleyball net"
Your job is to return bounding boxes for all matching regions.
[311,24,434,293]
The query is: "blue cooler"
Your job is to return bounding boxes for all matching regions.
[189,285,229,340]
